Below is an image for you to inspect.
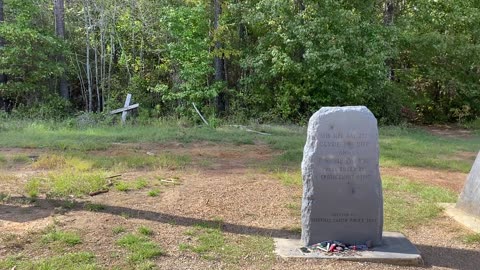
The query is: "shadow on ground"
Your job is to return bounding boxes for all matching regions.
[1,196,294,238]
[3,197,479,269]
[417,244,480,270]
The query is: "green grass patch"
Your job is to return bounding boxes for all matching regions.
[25,171,107,198]
[62,200,76,209]
[463,233,480,244]
[13,154,31,164]
[135,260,157,270]
[48,172,106,196]
[0,154,6,165]
[260,125,479,172]
[284,202,301,217]
[379,126,479,172]
[42,229,82,246]
[1,120,478,173]
[26,170,107,197]
[112,226,127,235]
[33,154,93,171]
[383,176,457,231]
[25,178,41,198]
[117,233,163,263]
[138,226,154,236]
[0,120,256,151]
[274,171,302,186]
[0,252,99,270]
[135,178,149,189]
[231,235,275,266]
[148,189,161,197]
[0,154,32,168]
[84,203,106,212]
[180,222,275,265]
[180,224,228,260]
[0,192,9,202]
[115,181,131,192]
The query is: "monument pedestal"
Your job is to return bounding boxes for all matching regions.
[441,203,480,234]
[274,232,423,266]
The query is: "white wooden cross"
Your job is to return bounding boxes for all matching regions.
[110,93,139,125]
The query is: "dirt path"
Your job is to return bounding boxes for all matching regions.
[421,125,475,139]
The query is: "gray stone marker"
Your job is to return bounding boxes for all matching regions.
[456,151,480,216]
[301,106,383,246]
[441,152,480,233]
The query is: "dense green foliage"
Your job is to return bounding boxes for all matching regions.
[0,0,479,124]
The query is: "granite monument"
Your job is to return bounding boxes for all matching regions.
[301,106,383,246]
[456,151,480,216]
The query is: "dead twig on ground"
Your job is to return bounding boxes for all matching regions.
[89,189,109,196]
[226,125,272,136]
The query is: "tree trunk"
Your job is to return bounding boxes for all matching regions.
[54,0,69,99]
[294,0,305,62]
[84,0,93,112]
[0,0,11,113]
[0,0,7,86]
[295,0,305,13]
[384,0,395,26]
[384,0,395,81]
[213,0,227,114]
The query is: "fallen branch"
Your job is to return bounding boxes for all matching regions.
[192,102,209,126]
[89,189,109,196]
[106,174,122,179]
[161,179,176,184]
[227,125,271,136]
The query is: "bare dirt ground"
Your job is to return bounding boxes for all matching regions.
[421,125,474,139]
[1,142,479,269]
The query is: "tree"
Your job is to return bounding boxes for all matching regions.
[54,0,69,100]
[213,0,227,114]
[384,0,395,81]
[0,0,11,112]
[394,0,480,123]
[0,0,478,123]
[0,0,64,115]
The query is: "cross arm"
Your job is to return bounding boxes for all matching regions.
[109,103,139,114]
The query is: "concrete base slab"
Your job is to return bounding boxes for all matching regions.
[274,232,423,266]
[441,203,480,234]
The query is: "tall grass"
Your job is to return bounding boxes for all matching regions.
[25,171,107,198]
[1,119,478,172]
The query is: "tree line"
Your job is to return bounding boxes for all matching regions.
[0,0,479,124]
